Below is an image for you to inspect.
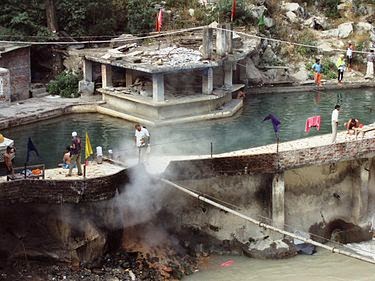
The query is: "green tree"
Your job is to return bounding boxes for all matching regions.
[127,0,156,34]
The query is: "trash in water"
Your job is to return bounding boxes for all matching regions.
[220,260,234,267]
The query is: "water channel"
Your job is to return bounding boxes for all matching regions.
[4,88,375,168]
[183,244,375,281]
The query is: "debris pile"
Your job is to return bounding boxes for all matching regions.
[0,250,197,281]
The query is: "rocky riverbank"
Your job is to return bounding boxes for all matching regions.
[0,249,197,281]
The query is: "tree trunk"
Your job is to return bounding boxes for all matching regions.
[45,0,58,33]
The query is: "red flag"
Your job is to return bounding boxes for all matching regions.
[231,0,236,22]
[156,9,163,32]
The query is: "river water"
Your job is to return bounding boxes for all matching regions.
[4,88,374,168]
[184,242,375,281]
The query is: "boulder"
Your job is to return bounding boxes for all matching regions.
[261,45,278,64]
[282,2,300,12]
[338,22,353,38]
[244,238,297,259]
[286,11,298,23]
[291,62,309,81]
[245,58,266,84]
[246,4,267,19]
[79,80,95,96]
[356,22,373,34]
[264,17,275,28]
[321,28,339,38]
[317,41,333,52]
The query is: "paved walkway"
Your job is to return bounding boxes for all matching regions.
[144,124,375,174]
[0,161,124,182]
[0,95,102,130]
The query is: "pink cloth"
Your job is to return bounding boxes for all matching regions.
[305,116,321,133]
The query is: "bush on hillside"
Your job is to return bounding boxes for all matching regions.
[210,0,257,26]
[47,71,80,98]
[296,31,318,57]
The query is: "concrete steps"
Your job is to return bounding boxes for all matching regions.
[31,88,49,98]
[98,98,243,126]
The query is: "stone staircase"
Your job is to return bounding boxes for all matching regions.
[30,83,49,98]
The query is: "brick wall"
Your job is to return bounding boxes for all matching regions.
[0,47,31,101]
[0,169,128,204]
[164,138,375,180]
[279,138,375,170]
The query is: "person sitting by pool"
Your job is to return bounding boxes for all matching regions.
[237,91,246,99]
[344,118,363,134]
[59,146,76,169]
[62,146,71,169]
[4,145,16,178]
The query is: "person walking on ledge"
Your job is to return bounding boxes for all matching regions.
[331,105,340,143]
[312,58,323,87]
[67,131,82,176]
[365,49,374,79]
[134,124,150,164]
[336,54,346,84]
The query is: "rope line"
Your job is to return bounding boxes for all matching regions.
[216,27,372,55]
[0,26,205,45]
[1,25,371,55]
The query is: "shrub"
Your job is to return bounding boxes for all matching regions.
[318,0,340,18]
[127,0,156,34]
[296,31,318,57]
[47,71,80,98]
[210,0,257,26]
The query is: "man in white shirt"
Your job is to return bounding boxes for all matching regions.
[134,124,150,163]
[331,105,340,143]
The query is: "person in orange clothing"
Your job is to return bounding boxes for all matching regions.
[312,58,323,87]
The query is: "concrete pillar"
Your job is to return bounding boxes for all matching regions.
[216,24,226,57]
[152,73,164,102]
[202,67,213,95]
[202,27,213,60]
[101,64,112,88]
[225,23,233,54]
[125,69,133,87]
[0,68,11,103]
[83,59,93,82]
[368,159,375,220]
[272,173,285,238]
[352,160,370,224]
[224,62,233,89]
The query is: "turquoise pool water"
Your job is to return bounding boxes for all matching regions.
[3,88,374,168]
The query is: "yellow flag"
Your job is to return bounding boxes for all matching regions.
[85,132,93,160]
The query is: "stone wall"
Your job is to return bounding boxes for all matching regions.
[164,138,375,179]
[0,47,31,101]
[0,168,128,204]
[0,68,11,103]
[160,157,374,249]
[279,138,375,170]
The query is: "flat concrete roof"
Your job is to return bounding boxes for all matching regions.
[83,45,223,74]
[0,43,30,55]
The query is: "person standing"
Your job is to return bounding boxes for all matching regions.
[134,124,150,164]
[312,58,323,87]
[4,145,16,179]
[331,105,340,143]
[67,131,82,176]
[365,49,374,79]
[336,54,346,84]
[346,42,354,71]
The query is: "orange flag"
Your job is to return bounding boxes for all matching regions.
[231,0,236,22]
[156,9,163,32]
